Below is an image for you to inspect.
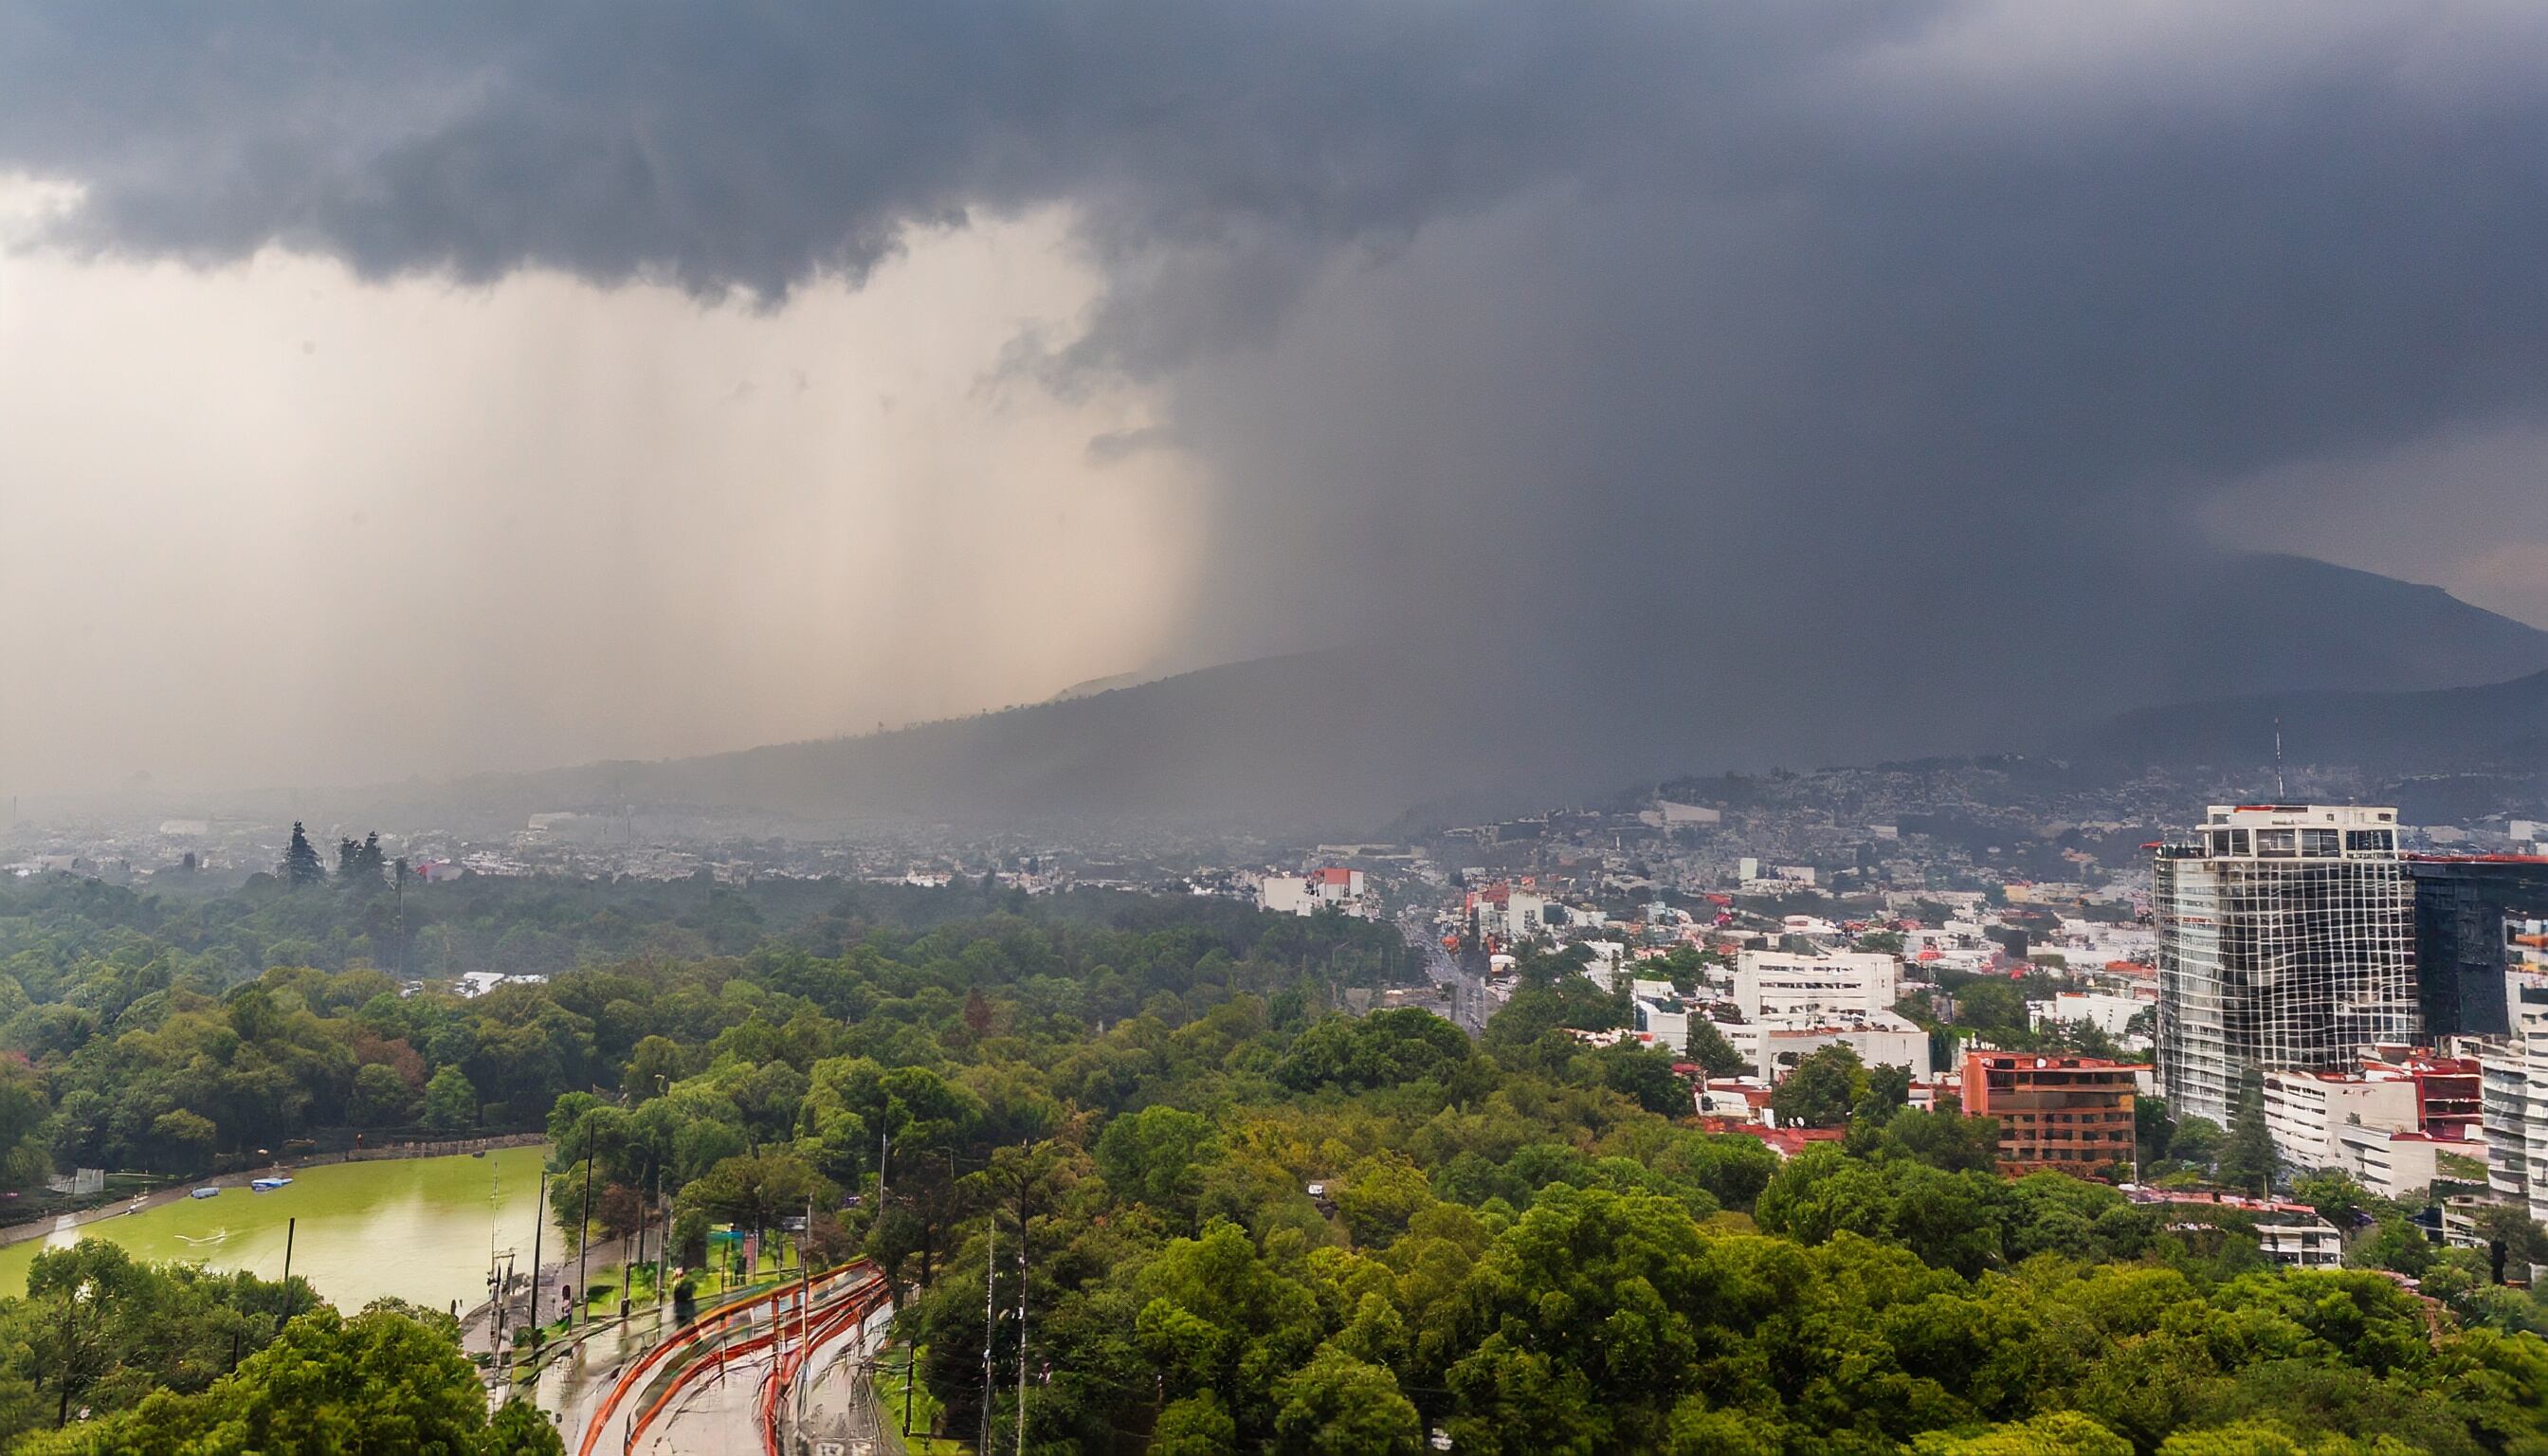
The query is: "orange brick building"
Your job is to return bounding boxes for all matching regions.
[1962,1051,2146,1175]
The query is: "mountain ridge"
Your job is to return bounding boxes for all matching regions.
[349,554,2548,834]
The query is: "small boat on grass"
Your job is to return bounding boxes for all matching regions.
[190,1186,221,1199]
[249,1176,293,1192]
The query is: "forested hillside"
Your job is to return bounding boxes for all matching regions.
[0,873,2543,1452]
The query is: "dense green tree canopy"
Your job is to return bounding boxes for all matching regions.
[6,873,2548,1454]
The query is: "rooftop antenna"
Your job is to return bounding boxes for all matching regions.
[2273,717,2285,799]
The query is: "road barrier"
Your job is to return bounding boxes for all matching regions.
[576,1260,880,1456]
[756,1277,896,1455]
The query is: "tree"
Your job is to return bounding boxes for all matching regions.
[2167,1117,2224,1172]
[2354,1214,2435,1279]
[1879,1104,2004,1174]
[1770,1044,1866,1129]
[1684,1018,1748,1079]
[2468,1202,2548,1284]
[2219,1065,2277,1195]
[677,1151,836,1254]
[1279,1010,1475,1093]
[349,1065,416,1127]
[1910,1410,2131,1455]
[421,1066,478,1136]
[0,1055,53,1191]
[1859,1063,1915,1119]
[7,1241,302,1440]
[148,1110,217,1172]
[622,1037,687,1101]
[1334,1156,1434,1248]
[1592,1042,1691,1117]
[281,823,325,888]
[1135,1220,1323,1435]
[1154,1392,1240,1456]
[1952,978,2027,1035]
[18,1304,563,1455]
[2289,1169,2371,1229]
[1096,1106,1222,1225]
[335,832,388,892]
[2136,1094,2176,1166]
[1273,1349,1423,1455]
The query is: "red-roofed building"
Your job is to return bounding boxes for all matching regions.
[1308,867,1364,902]
[2407,1055,2483,1142]
[1963,1051,2144,1176]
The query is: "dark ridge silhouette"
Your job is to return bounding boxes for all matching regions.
[2069,669,2548,774]
[381,555,2548,834]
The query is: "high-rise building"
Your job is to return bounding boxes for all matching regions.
[2153,805,2418,1127]
[2409,856,2548,1037]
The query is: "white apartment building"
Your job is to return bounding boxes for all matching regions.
[1259,875,1313,916]
[1576,941,1629,986]
[2262,1067,2421,1174]
[2336,1125,2448,1200]
[2154,805,2418,1127]
[1733,1021,1933,1084]
[1725,950,1929,1083]
[1735,950,1901,1023]
[2257,1217,2344,1269]
[2028,990,2155,1040]
[1263,867,1367,916]
[2484,1056,2548,1228]
[1633,992,1688,1051]
[1504,891,1548,939]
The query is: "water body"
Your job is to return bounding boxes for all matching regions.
[0,1145,557,1316]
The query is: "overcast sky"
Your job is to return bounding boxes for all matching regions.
[6,2,2547,796]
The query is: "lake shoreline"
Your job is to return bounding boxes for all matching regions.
[0,1132,548,1251]
[0,1143,557,1315]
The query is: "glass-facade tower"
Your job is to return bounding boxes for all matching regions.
[2154,805,2418,1127]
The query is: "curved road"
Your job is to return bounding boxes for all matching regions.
[573,1264,884,1456]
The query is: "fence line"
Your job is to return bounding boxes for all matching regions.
[312,1131,546,1167]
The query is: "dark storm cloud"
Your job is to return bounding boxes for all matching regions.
[2,2,1853,296]
[13,1,2548,771]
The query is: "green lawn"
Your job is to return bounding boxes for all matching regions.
[876,1342,969,1455]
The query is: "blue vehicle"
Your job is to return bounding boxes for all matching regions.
[249,1176,292,1192]
[190,1187,221,1200]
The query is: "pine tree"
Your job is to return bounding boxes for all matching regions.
[342,830,389,890]
[2220,1063,2278,1195]
[282,822,326,887]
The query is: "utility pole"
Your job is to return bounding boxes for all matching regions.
[654,1166,669,1312]
[281,1218,297,1319]
[528,1170,547,1337]
[1015,1143,1029,1456]
[575,1148,595,1330]
[979,1216,996,1456]
[797,1192,815,1434]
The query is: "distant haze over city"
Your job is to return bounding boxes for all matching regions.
[10,5,2548,823]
